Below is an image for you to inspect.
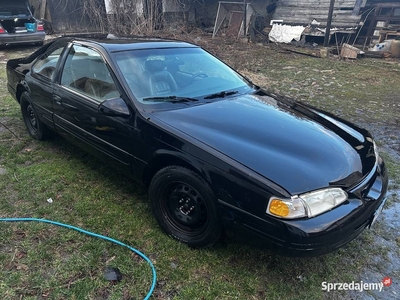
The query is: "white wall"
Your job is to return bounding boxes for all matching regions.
[104,0,144,15]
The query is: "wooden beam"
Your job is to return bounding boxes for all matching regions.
[278,0,361,7]
[324,0,336,47]
[275,9,362,16]
[40,0,47,19]
[243,0,247,38]
[273,13,361,21]
[274,19,361,27]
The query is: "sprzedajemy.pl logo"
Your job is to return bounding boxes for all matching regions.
[322,276,392,292]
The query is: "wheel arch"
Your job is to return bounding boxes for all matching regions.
[16,84,29,104]
[143,150,212,189]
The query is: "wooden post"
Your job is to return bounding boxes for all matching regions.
[243,0,247,37]
[323,0,335,47]
[40,0,47,20]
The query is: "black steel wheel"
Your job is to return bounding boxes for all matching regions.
[149,166,222,248]
[20,91,49,140]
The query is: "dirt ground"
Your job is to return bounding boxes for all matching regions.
[1,34,399,299]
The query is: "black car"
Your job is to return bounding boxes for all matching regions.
[6,35,388,256]
[0,0,45,46]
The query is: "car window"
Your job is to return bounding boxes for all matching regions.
[60,45,119,103]
[32,46,64,79]
[0,6,30,17]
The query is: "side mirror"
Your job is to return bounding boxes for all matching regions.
[99,98,130,117]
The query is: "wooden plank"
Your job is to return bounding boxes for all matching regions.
[274,15,361,21]
[278,0,358,4]
[272,0,365,28]
[274,11,361,19]
[362,0,394,4]
[39,0,47,19]
[276,4,364,10]
[273,14,361,23]
[273,15,361,22]
[275,8,362,16]
[274,18,361,27]
[276,5,358,10]
[277,0,362,7]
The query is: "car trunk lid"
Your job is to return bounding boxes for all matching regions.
[0,0,36,33]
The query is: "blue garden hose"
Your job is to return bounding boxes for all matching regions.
[0,218,156,300]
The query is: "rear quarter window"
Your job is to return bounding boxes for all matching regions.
[32,46,65,79]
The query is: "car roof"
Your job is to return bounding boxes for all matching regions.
[57,34,198,53]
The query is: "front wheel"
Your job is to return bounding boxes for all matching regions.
[20,91,50,140]
[149,166,222,248]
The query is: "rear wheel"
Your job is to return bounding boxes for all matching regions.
[20,92,50,140]
[149,166,222,248]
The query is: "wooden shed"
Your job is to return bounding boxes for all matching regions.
[356,0,400,45]
[272,0,367,35]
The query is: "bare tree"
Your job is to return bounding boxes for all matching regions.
[82,0,202,36]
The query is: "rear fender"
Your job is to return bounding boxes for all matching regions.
[16,81,31,103]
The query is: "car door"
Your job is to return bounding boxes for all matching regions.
[52,43,137,171]
[27,41,68,130]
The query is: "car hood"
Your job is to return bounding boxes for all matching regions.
[150,93,376,195]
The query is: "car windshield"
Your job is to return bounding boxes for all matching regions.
[0,6,30,18]
[112,47,252,104]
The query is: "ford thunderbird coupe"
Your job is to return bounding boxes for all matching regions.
[7,35,388,256]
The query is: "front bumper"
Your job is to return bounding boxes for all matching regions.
[0,32,45,46]
[221,158,388,256]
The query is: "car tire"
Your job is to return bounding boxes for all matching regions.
[20,92,50,140]
[149,165,222,248]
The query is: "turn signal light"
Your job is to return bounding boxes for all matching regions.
[269,199,289,217]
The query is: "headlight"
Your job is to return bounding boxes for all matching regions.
[267,188,348,219]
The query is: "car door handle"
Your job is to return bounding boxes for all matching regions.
[53,95,78,110]
[53,94,62,105]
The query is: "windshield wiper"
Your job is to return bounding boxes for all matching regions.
[204,90,238,100]
[241,74,260,90]
[142,96,199,103]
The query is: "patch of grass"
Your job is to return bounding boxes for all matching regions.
[382,153,400,184]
